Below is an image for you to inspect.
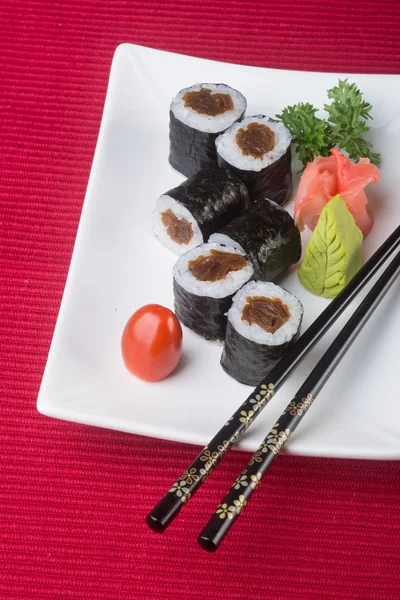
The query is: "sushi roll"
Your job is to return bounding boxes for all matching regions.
[221,281,303,385]
[215,115,292,205]
[169,83,247,178]
[210,198,301,281]
[153,168,249,255]
[173,242,254,340]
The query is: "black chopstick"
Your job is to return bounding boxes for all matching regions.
[146,225,400,534]
[198,248,400,551]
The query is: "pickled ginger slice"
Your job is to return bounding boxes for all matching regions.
[331,148,380,238]
[294,148,380,238]
[298,194,363,298]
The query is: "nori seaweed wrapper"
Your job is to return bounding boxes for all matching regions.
[216,116,292,206]
[213,199,301,281]
[169,107,246,179]
[165,168,249,241]
[220,320,301,386]
[173,279,233,341]
[169,111,218,178]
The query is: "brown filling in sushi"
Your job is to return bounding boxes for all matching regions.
[188,250,248,282]
[161,209,194,245]
[236,123,276,158]
[183,88,234,116]
[241,296,290,334]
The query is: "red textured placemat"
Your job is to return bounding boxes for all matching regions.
[1,1,400,599]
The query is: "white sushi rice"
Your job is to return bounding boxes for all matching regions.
[216,116,292,171]
[170,83,246,134]
[152,194,204,255]
[228,281,303,345]
[208,232,245,253]
[173,242,254,299]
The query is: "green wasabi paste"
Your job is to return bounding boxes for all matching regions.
[298,195,363,298]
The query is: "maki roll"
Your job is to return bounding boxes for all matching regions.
[173,242,254,340]
[153,168,249,255]
[216,115,292,205]
[169,83,247,178]
[210,198,301,281]
[221,281,303,385]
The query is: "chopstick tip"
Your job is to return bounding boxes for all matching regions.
[197,534,218,553]
[146,513,166,534]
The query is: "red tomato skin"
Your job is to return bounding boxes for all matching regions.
[121,304,182,382]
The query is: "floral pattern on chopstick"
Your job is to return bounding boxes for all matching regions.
[200,442,229,469]
[285,393,313,416]
[216,503,235,520]
[234,383,275,414]
[169,481,192,503]
[232,471,262,491]
[199,465,211,481]
[179,468,199,485]
[257,423,293,455]
[201,441,229,470]
[233,471,248,490]
[213,431,292,520]
[250,473,262,489]
[217,440,230,453]
[248,383,275,412]
[233,495,247,514]
[249,397,264,411]
[223,383,275,444]
[168,440,232,500]
[249,450,263,466]
[239,410,255,428]
[259,383,276,398]
[200,447,219,468]
[209,390,316,530]
[216,494,248,520]
[167,383,276,506]
[266,427,291,455]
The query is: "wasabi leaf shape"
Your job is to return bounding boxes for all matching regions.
[298,195,363,298]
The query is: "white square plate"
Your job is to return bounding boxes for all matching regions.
[37,44,400,458]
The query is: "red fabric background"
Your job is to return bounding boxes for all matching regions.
[1,1,400,598]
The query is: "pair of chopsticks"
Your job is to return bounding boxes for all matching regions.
[147,225,400,551]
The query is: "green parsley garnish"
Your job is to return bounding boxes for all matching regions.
[276,79,380,168]
[277,103,333,167]
[324,79,380,164]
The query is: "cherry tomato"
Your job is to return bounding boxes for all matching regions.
[121,304,183,382]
